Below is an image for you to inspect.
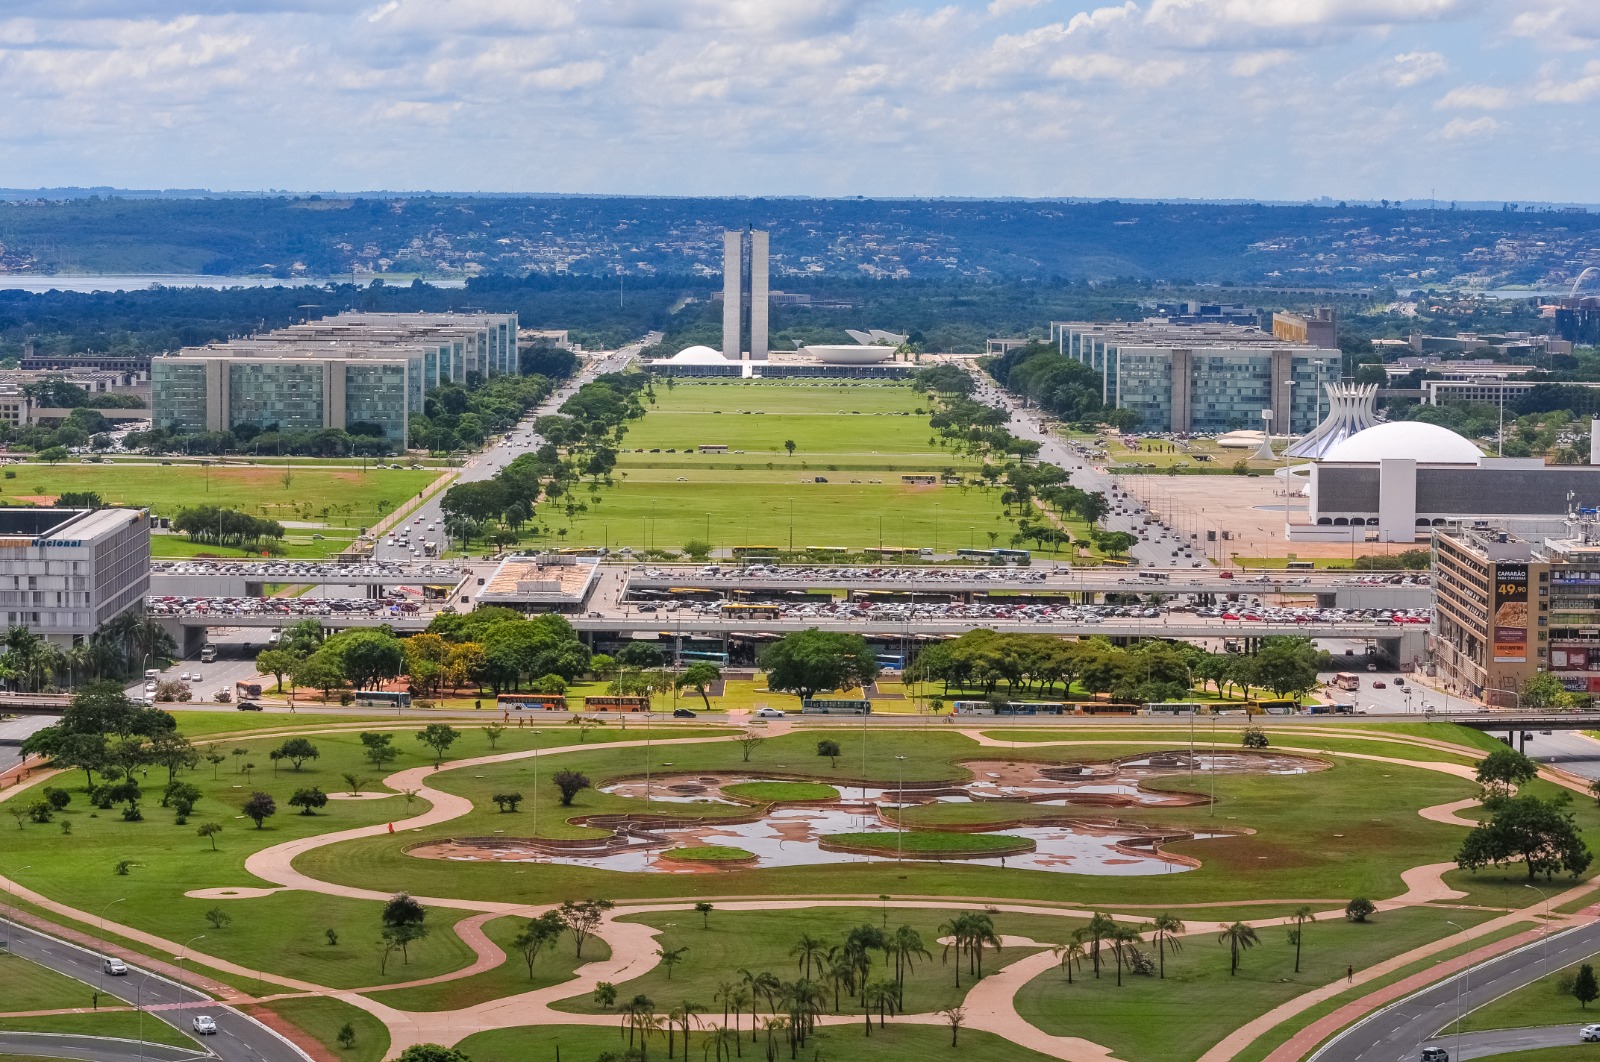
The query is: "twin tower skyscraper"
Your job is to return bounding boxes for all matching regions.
[722,227,769,361]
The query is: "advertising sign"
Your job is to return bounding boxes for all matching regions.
[1492,563,1529,663]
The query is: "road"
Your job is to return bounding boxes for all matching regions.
[0,917,309,1062]
[370,339,645,565]
[1416,1024,1598,1060]
[1315,921,1600,1062]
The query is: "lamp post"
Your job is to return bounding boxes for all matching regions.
[531,730,542,848]
[895,755,907,862]
[1446,919,1468,1061]
[1525,883,1551,978]
[175,934,206,963]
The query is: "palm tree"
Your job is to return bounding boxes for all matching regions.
[1289,906,1313,973]
[703,1024,739,1062]
[1151,913,1185,979]
[726,988,750,1052]
[888,924,931,1004]
[1076,912,1118,979]
[790,934,829,980]
[966,913,1000,979]
[863,977,898,1031]
[938,914,972,987]
[1219,922,1260,976]
[1052,940,1086,984]
[1108,925,1143,987]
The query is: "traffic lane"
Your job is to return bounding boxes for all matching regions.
[1,918,308,1062]
[1426,1025,1597,1060]
[0,1032,201,1062]
[1316,921,1600,1062]
[1523,730,1600,779]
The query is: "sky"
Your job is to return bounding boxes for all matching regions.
[1,0,1598,202]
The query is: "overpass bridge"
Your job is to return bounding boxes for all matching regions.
[0,693,72,718]
[150,562,468,599]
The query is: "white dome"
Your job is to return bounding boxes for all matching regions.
[1322,422,1483,465]
[665,345,732,365]
[801,344,894,365]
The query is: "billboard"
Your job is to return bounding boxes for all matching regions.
[1492,563,1529,663]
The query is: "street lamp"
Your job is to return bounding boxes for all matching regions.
[1525,883,1551,977]
[531,730,542,850]
[1445,919,1469,1061]
[895,755,907,862]
[175,934,206,963]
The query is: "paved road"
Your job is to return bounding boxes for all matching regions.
[371,340,645,565]
[0,1031,202,1062]
[1315,921,1600,1062]
[1419,1024,1598,1060]
[0,917,309,1062]
[1523,730,1600,780]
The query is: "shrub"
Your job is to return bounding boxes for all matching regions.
[1242,726,1269,749]
[1345,897,1376,923]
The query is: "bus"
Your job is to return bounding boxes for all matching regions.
[582,695,650,713]
[801,698,873,715]
[951,700,1068,716]
[235,680,263,699]
[1249,698,1297,715]
[497,693,569,712]
[1286,560,1316,571]
[956,548,1000,562]
[721,602,781,619]
[994,548,1031,563]
[1100,557,1131,567]
[679,649,730,666]
[732,545,782,559]
[354,690,412,709]
[1332,672,1361,692]
[1137,571,1171,582]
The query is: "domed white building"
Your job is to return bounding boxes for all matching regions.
[664,345,734,365]
[1322,422,1484,466]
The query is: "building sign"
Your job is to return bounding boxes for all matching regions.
[1492,563,1529,663]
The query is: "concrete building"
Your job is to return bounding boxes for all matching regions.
[1291,421,1600,544]
[151,311,517,444]
[1271,307,1338,348]
[1046,321,1339,434]
[0,507,150,645]
[722,228,769,362]
[1432,522,1600,706]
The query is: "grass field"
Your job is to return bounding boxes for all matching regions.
[724,780,839,802]
[0,952,127,1010]
[246,998,388,1062]
[0,1013,194,1049]
[1012,906,1498,1062]
[1461,957,1600,1032]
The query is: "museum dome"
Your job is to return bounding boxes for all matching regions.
[1322,421,1483,465]
[666,345,732,364]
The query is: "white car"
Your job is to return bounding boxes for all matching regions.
[103,957,128,975]
[192,1015,218,1035]
[755,707,786,718]
[1583,1024,1600,1043]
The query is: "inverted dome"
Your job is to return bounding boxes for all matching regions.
[666,345,732,364]
[801,344,894,365]
[1322,422,1483,465]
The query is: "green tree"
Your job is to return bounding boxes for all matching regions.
[272,737,320,771]
[679,662,721,710]
[1520,672,1567,709]
[241,791,276,829]
[1249,637,1326,701]
[552,769,591,806]
[255,649,299,693]
[289,787,328,815]
[757,628,879,702]
[382,893,429,963]
[1218,922,1260,976]
[694,901,713,928]
[657,945,689,980]
[1476,747,1539,799]
[816,739,842,767]
[416,723,461,767]
[359,731,399,766]
[293,651,346,701]
[1345,897,1376,923]
[512,910,567,979]
[334,629,406,691]
[1577,964,1599,1009]
[1457,793,1594,880]
[1289,905,1313,973]
[1151,912,1184,979]
[197,822,222,850]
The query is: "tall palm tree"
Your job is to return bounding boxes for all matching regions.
[1218,922,1260,976]
[1151,913,1185,979]
[1076,912,1118,979]
[938,913,972,987]
[888,924,931,1004]
[1289,906,1313,973]
[1052,940,1086,984]
[790,934,829,980]
[966,913,1001,979]
[1108,925,1142,987]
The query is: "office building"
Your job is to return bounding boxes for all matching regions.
[1433,521,1600,706]
[0,507,150,645]
[1271,307,1337,348]
[152,311,517,444]
[722,228,769,362]
[1046,321,1340,434]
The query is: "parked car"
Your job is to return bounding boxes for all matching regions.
[103,957,128,976]
[755,707,786,718]
[672,708,697,718]
[192,1016,218,1036]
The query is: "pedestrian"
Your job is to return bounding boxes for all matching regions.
[387,822,394,834]
[1346,964,1353,983]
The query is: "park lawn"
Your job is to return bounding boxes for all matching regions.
[1442,775,1600,908]
[0,1012,194,1048]
[457,1021,1054,1062]
[724,781,839,802]
[551,906,1069,1019]
[663,845,754,862]
[0,465,437,525]
[151,534,358,561]
[365,915,610,1012]
[0,953,128,1010]
[620,410,945,455]
[826,831,1026,854]
[1012,906,1500,1062]
[165,710,400,738]
[1461,956,1600,1031]
[245,997,388,1062]
[292,732,1488,910]
[972,728,1482,766]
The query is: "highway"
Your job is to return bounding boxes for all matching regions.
[1315,921,1600,1062]
[1415,1025,1598,1060]
[0,917,309,1062]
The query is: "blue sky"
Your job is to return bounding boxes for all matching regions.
[1,0,1597,201]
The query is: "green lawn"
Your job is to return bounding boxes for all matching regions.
[457,1022,1053,1062]
[1462,956,1600,1032]
[0,1012,194,1049]
[662,845,755,862]
[0,464,438,526]
[724,781,839,802]
[0,952,126,1010]
[245,997,389,1062]
[1012,906,1499,1062]
[365,915,610,1012]
[825,831,1029,855]
[551,906,1071,1019]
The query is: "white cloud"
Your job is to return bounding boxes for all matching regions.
[1435,83,1514,108]
[1437,115,1501,139]
[1533,59,1600,102]
[1389,50,1446,86]
[1229,50,1291,76]
[987,0,1049,15]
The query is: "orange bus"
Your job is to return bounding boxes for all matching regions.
[496,693,569,712]
[582,696,651,713]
